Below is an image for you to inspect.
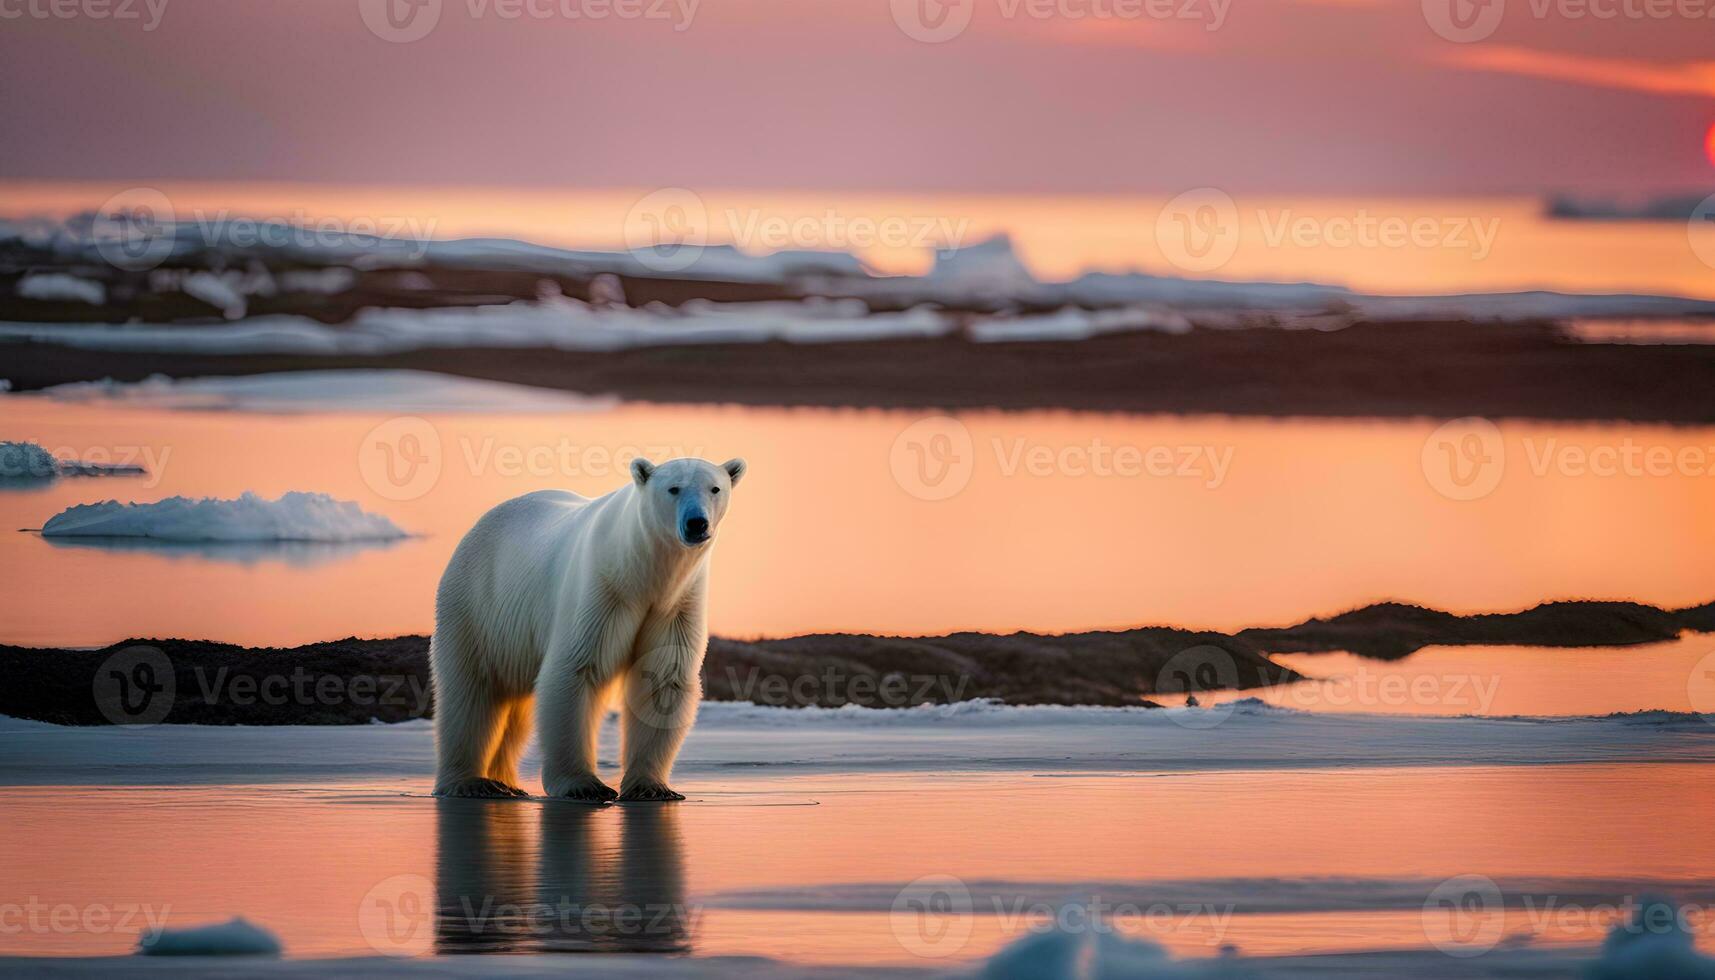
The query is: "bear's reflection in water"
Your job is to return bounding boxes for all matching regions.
[434,799,690,954]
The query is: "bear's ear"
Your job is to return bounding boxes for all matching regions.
[722,457,747,487]
[630,458,656,487]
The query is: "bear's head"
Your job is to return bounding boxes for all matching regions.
[630,456,746,548]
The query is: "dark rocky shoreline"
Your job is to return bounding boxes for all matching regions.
[9,318,1715,422]
[3,599,1707,726]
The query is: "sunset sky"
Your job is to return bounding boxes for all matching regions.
[2,0,1712,194]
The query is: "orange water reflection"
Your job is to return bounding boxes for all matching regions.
[1203,638,1715,718]
[1,400,1712,646]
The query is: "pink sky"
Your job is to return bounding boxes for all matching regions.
[1,0,1711,193]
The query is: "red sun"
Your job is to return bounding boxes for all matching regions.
[1707,122,1715,168]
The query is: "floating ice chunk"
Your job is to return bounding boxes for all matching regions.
[137,917,282,957]
[41,491,407,542]
[0,440,143,483]
[15,272,106,305]
[0,441,60,481]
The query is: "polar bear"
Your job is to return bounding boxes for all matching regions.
[430,456,745,802]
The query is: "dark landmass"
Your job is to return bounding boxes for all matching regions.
[0,626,1282,726]
[9,318,1715,422]
[1244,599,1715,660]
[3,598,1709,725]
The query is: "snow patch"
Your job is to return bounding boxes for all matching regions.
[0,297,955,356]
[15,272,105,305]
[179,270,248,319]
[968,305,1192,342]
[40,491,407,542]
[36,370,617,414]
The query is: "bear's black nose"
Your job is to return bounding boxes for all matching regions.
[684,516,709,538]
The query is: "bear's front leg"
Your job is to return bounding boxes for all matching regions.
[538,613,637,803]
[538,665,619,803]
[618,631,704,802]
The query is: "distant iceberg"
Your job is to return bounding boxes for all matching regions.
[929,233,1039,291]
[41,491,407,542]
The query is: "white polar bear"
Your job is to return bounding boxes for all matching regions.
[430,456,745,802]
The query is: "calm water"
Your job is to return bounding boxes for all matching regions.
[2,766,1712,962]
[4,181,1715,298]
[1206,638,1715,718]
[3,398,1712,656]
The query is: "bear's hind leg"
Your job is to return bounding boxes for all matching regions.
[433,637,528,799]
[484,696,535,794]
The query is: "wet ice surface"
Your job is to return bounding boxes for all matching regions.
[2,706,1713,976]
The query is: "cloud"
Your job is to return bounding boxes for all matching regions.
[1438,45,1715,98]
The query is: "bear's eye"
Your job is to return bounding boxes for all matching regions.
[710,487,720,494]
[667,486,680,496]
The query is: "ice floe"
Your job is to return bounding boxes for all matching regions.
[39,491,408,543]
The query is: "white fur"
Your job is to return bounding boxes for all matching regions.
[431,456,745,800]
